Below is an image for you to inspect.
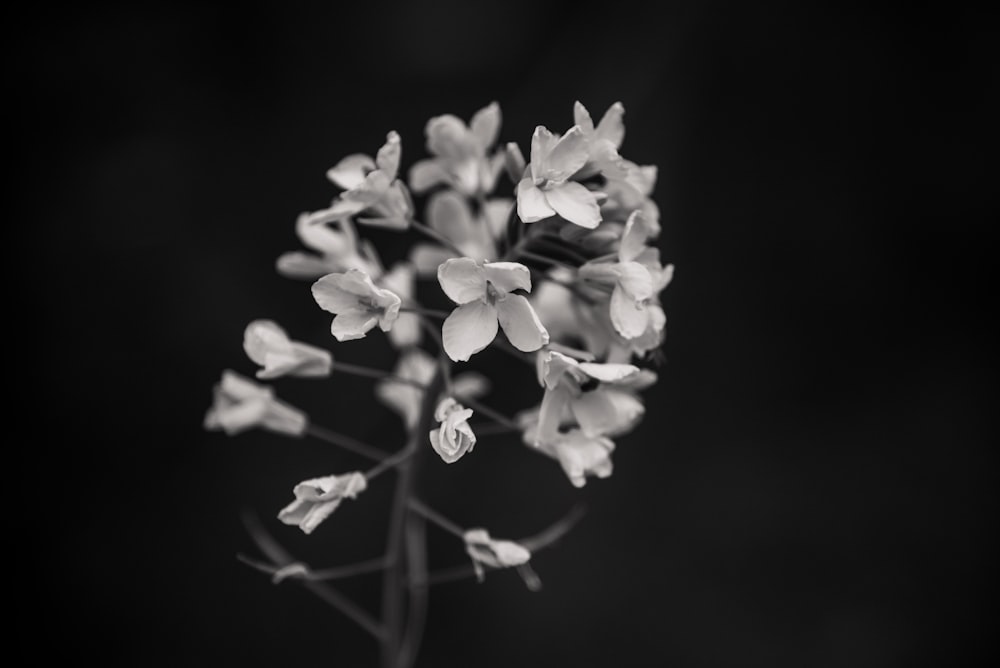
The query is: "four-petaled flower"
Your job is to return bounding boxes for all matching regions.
[579,210,674,339]
[312,268,402,342]
[243,320,332,379]
[429,397,476,463]
[278,472,368,534]
[408,102,504,197]
[516,125,602,229]
[438,257,549,362]
[203,370,307,436]
[463,528,532,582]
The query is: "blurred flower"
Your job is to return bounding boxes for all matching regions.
[438,257,549,361]
[429,397,476,463]
[278,472,367,534]
[204,370,306,436]
[540,429,615,488]
[463,528,532,582]
[409,191,509,273]
[276,213,383,280]
[516,125,601,229]
[243,320,332,379]
[312,269,402,341]
[379,262,421,348]
[408,102,505,197]
[376,349,489,430]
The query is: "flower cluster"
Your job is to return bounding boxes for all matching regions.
[206,100,673,666]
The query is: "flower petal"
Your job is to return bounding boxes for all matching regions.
[375,131,401,180]
[545,181,602,229]
[409,243,454,277]
[243,320,290,367]
[484,261,532,294]
[470,101,501,151]
[437,257,487,304]
[504,142,527,183]
[516,177,556,223]
[276,252,337,280]
[408,158,452,193]
[529,126,558,183]
[595,101,625,147]
[543,126,589,182]
[442,301,498,362]
[576,361,640,383]
[619,210,650,262]
[573,101,595,135]
[497,294,549,352]
[609,283,650,339]
[331,309,380,341]
[426,115,477,160]
[326,153,375,190]
[427,190,475,243]
[616,261,655,301]
[571,389,644,437]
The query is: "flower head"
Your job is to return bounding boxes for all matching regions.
[243,320,332,379]
[463,528,532,582]
[429,397,476,463]
[277,472,367,534]
[276,213,382,280]
[516,125,602,229]
[438,257,549,362]
[312,268,402,341]
[203,370,307,437]
[408,102,505,197]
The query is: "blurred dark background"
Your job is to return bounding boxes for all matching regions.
[12,2,995,666]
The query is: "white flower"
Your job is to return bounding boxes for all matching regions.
[277,472,367,535]
[203,370,307,437]
[243,320,332,379]
[534,349,643,444]
[276,213,382,280]
[311,269,402,341]
[438,257,549,362]
[318,131,413,230]
[516,125,602,229]
[376,349,489,430]
[409,191,509,274]
[573,100,628,179]
[429,397,476,463]
[408,102,505,197]
[463,528,532,582]
[540,429,616,488]
[579,210,673,339]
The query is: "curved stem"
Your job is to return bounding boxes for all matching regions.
[306,423,387,461]
[411,220,467,258]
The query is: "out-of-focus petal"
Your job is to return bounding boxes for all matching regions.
[616,261,655,301]
[609,284,650,339]
[619,210,650,262]
[375,131,401,180]
[276,251,336,280]
[504,142,527,183]
[497,294,549,352]
[529,126,558,182]
[311,273,360,313]
[535,385,571,446]
[483,198,513,240]
[296,213,354,256]
[331,309,380,341]
[573,101,595,135]
[326,154,375,190]
[576,361,640,383]
[545,181,602,229]
[483,261,532,294]
[452,371,491,400]
[442,301,498,362]
[595,101,625,148]
[571,389,644,437]
[427,190,475,242]
[437,257,487,304]
[408,159,452,193]
[516,178,556,223]
[427,115,476,160]
[543,126,589,182]
[409,243,454,277]
[243,320,289,367]
[470,101,501,151]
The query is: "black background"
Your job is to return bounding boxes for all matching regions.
[14,2,995,666]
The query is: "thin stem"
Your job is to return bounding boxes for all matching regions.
[399,306,450,319]
[516,248,576,271]
[240,511,385,640]
[334,361,426,389]
[527,236,590,265]
[236,554,390,582]
[365,448,415,482]
[398,511,428,667]
[307,423,387,462]
[407,498,465,539]
[411,220,467,258]
[490,337,535,366]
[455,395,521,431]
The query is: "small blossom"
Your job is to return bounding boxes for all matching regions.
[312,268,402,342]
[573,100,628,179]
[277,472,367,534]
[463,528,532,582]
[429,397,476,463]
[535,349,642,444]
[438,257,549,362]
[408,102,505,197]
[243,320,332,379]
[276,213,382,280]
[579,210,673,339]
[541,429,616,488]
[203,370,307,437]
[516,125,602,229]
[409,191,508,274]
[319,131,413,230]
